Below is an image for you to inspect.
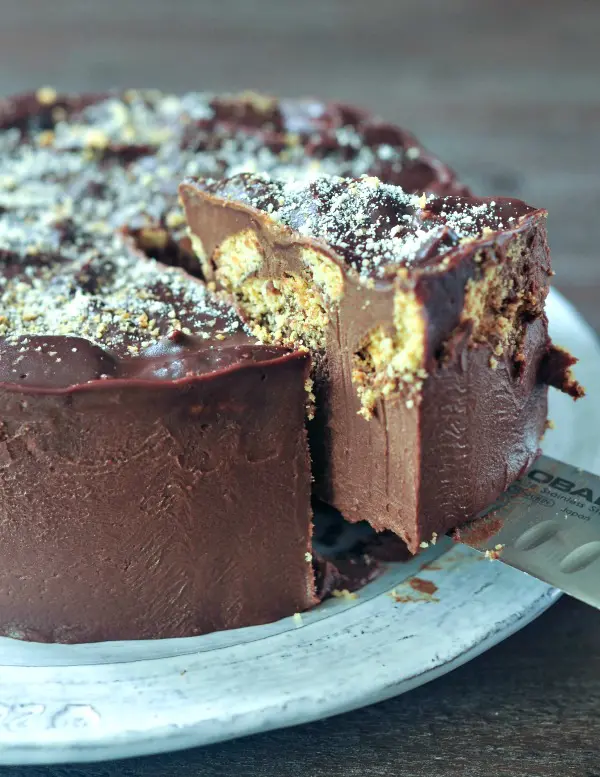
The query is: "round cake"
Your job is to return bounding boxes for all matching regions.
[0,89,577,643]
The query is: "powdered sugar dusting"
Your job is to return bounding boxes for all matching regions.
[0,88,462,352]
[0,248,246,357]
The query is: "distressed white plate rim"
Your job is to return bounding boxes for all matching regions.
[0,288,598,766]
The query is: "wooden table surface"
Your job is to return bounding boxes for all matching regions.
[0,1,599,774]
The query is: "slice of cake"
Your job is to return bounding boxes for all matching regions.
[0,244,314,643]
[180,173,582,552]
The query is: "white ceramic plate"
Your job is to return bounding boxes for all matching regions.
[0,289,598,766]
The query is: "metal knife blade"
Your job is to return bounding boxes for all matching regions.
[457,454,600,608]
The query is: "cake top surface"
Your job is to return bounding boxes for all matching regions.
[191,172,540,281]
[0,88,464,386]
[0,245,247,355]
[0,87,462,250]
[0,242,302,389]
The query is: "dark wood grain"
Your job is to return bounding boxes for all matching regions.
[0,0,599,774]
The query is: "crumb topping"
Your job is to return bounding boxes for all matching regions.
[0,248,246,356]
[0,89,435,352]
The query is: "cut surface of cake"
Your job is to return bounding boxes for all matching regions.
[180,172,582,552]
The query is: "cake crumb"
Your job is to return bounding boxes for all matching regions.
[292,612,303,627]
[38,130,55,147]
[304,552,312,563]
[36,86,57,105]
[84,129,109,149]
[484,544,504,560]
[331,589,358,600]
[304,378,315,401]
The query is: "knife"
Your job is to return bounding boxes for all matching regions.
[457,455,600,608]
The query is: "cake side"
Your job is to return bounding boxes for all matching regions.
[417,317,549,547]
[180,173,581,551]
[0,347,314,642]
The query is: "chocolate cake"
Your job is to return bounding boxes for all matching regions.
[0,87,579,642]
[180,173,582,552]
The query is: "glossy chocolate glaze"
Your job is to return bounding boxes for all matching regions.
[0,333,300,389]
[180,173,580,551]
